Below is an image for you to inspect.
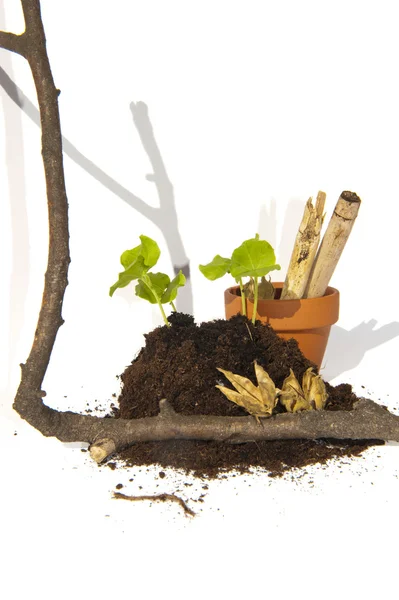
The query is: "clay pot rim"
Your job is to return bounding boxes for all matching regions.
[225,282,340,330]
[225,282,339,304]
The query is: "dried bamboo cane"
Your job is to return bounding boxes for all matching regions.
[304,191,361,298]
[281,191,326,299]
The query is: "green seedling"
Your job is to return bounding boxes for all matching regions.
[198,254,248,313]
[230,234,281,323]
[109,235,186,327]
[199,234,280,324]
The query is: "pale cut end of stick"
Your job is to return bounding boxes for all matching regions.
[304,191,361,298]
[89,438,117,463]
[281,191,326,300]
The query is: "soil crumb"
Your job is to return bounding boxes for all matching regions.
[115,313,383,478]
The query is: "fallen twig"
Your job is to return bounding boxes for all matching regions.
[113,491,196,517]
[85,397,396,462]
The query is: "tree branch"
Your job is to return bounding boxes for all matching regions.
[87,398,399,463]
[1,2,396,466]
[1,0,70,422]
[0,31,26,56]
[36,397,399,464]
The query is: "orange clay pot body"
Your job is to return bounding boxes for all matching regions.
[224,282,339,369]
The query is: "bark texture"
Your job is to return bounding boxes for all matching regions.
[304,191,361,298]
[86,397,399,463]
[2,1,71,432]
[281,191,325,299]
[1,3,395,465]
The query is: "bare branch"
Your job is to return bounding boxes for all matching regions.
[21,398,399,464]
[0,1,70,423]
[0,31,26,55]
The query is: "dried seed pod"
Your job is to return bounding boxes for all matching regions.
[216,362,280,421]
[280,368,328,412]
[217,367,260,400]
[258,276,276,300]
[243,276,275,300]
[215,385,259,413]
[306,373,328,410]
[254,362,280,408]
[280,369,304,413]
[302,367,315,398]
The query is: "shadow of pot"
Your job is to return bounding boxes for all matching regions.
[224,282,340,369]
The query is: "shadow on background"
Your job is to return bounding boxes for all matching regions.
[2,63,399,384]
[257,196,307,275]
[278,197,305,271]
[322,320,399,380]
[0,65,192,317]
[257,198,277,249]
[129,101,192,311]
[0,3,30,394]
[256,198,399,380]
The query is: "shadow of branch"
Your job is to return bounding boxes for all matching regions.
[257,198,277,249]
[0,16,30,393]
[0,66,193,313]
[129,101,192,311]
[322,320,399,380]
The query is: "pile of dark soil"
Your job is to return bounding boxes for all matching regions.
[115,313,383,478]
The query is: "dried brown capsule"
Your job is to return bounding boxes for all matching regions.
[216,362,280,422]
[280,368,328,413]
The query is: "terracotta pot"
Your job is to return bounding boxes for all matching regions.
[224,282,339,369]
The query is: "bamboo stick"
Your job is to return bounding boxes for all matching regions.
[304,191,361,298]
[281,191,326,299]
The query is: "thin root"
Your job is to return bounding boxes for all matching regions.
[245,322,254,341]
[113,491,196,517]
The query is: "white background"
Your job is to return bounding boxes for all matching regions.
[1,1,399,598]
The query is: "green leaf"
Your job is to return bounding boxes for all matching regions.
[120,244,142,269]
[230,236,281,279]
[161,270,186,303]
[109,255,147,296]
[135,272,170,304]
[140,235,160,269]
[111,235,161,297]
[135,280,156,304]
[120,236,160,270]
[260,264,281,276]
[199,255,232,281]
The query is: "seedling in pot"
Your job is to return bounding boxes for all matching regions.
[199,234,281,324]
[109,235,186,327]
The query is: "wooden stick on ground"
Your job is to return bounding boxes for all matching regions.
[281,191,326,299]
[304,191,361,298]
[84,397,399,464]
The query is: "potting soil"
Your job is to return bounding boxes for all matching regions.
[115,313,382,478]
